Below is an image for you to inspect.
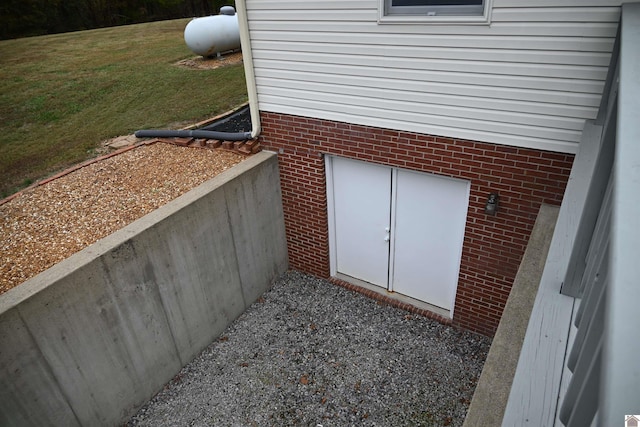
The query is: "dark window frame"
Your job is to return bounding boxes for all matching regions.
[384,0,485,17]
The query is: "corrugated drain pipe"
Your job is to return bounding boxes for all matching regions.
[134,129,251,140]
[135,0,260,141]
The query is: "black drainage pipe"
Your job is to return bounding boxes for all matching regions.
[134,129,252,141]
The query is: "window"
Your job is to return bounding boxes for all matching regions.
[379,0,492,24]
[386,0,483,16]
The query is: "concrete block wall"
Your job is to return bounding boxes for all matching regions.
[259,111,573,336]
[0,151,288,427]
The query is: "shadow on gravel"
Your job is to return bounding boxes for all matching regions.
[127,271,491,427]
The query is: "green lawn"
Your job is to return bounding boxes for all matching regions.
[0,19,248,197]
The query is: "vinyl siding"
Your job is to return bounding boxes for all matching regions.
[245,0,622,153]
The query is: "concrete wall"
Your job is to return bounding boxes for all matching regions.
[0,151,288,427]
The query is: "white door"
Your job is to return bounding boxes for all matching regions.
[391,169,470,311]
[328,156,469,313]
[331,156,391,288]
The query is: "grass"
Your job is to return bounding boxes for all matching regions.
[0,19,248,198]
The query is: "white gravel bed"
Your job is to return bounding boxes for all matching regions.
[127,271,491,427]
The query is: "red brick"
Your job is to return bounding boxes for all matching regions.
[259,111,573,337]
[173,137,193,146]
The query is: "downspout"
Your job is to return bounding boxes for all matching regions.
[235,0,261,139]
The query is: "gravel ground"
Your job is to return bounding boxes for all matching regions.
[127,271,491,427]
[0,143,244,294]
[202,105,251,133]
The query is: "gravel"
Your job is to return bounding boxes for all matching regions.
[202,105,252,133]
[0,143,244,294]
[127,271,491,427]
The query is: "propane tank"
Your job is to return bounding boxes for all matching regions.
[184,6,241,57]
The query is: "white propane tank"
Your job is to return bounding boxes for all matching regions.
[184,6,240,57]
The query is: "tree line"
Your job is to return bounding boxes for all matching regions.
[1,0,233,40]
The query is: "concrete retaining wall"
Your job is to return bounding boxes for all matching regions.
[0,151,288,427]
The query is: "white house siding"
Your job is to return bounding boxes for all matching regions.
[245,0,622,153]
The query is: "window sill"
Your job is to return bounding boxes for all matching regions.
[377,14,491,25]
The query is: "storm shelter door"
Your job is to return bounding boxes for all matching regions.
[390,169,470,311]
[327,156,470,313]
[329,156,392,288]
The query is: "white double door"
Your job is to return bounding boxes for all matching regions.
[327,156,470,312]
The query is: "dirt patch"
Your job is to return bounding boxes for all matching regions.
[175,51,243,70]
[0,143,245,295]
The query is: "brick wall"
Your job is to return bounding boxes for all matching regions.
[259,111,573,336]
